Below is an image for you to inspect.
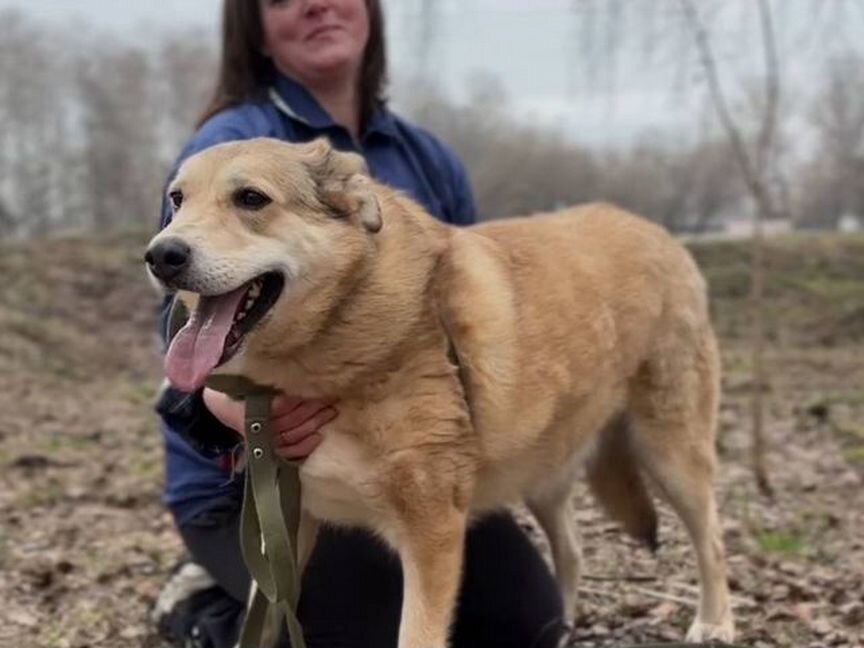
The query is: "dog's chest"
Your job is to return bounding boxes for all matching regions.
[298,428,383,527]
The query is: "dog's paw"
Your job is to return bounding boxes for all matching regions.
[686,618,735,643]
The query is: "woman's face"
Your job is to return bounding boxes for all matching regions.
[260,0,370,87]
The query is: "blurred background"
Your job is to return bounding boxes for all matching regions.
[1,0,864,233]
[0,1,862,647]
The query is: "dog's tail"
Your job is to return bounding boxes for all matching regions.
[586,415,659,551]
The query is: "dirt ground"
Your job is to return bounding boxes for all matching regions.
[0,230,862,648]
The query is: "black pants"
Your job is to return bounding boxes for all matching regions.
[180,502,565,648]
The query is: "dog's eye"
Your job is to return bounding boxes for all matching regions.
[169,190,183,210]
[234,189,272,211]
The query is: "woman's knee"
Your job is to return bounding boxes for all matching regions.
[451,512,566,648]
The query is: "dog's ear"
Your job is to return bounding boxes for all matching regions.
[323,174,382,233]
[303,138,382,233]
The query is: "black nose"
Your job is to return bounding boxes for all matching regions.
[145,238,191,282]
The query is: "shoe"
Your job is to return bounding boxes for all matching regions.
[153,561,244,648]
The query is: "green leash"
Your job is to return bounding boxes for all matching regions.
[167,300,307,648]
[210,376,306,648]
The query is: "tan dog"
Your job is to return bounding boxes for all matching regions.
[146,138,734,646]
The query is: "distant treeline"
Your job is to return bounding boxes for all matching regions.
[0,10,861,238]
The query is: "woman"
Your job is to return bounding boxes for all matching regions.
[155,2,565,647]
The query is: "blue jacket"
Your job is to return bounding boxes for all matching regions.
[157,73,477,526]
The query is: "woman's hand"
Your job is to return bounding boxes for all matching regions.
[202,388,336,461]
[201,387,246,433]
[269,394,337,460]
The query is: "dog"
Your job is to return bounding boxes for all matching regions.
[145,137,735,646]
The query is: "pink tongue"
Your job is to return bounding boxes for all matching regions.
[165,286,248,392]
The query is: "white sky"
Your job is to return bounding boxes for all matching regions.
[1,0,862,148]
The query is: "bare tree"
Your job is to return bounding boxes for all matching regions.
[402,68,752,228]
[403,77,603,219]
[156,33,218,153]
[0,11,64,236]
[682,139,743,231]
[679,0,781,495]
[0,14,217,240]
[799,55,864,228]
[559,0,806,493]
[595,135,741,233]
[0,197,17,239]
[77,42,163,229]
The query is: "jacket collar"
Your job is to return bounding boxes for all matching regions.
[269,73,398,140]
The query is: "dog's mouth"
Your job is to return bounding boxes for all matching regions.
[164,272,285,392]
[223,272,285,357]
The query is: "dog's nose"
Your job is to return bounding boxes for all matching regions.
[145,238,191,282]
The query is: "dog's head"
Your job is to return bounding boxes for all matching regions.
[145,137,382,392]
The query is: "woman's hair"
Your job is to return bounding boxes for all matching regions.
[197,0,388,128]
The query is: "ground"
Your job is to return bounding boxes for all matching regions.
[0,229,862,648]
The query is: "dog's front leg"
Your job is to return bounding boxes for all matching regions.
[395,506,467,648]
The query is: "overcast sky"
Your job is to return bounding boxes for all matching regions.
[1,0,862,148]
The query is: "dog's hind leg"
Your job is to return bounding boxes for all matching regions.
[634,441,734,642]
[628,334,734,642]
[526,488,582,626]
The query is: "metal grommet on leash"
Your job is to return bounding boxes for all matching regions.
[250,421,262,434]
[252,447,264,459]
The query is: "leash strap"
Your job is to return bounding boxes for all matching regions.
[236,389,306,648]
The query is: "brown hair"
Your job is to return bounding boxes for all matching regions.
[197,0,388,129]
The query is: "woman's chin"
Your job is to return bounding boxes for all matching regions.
[295,48,362,79]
